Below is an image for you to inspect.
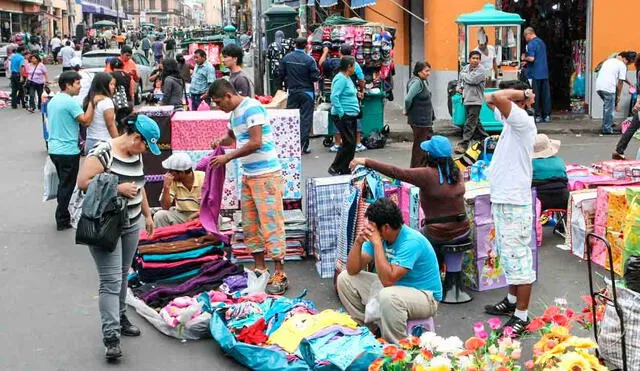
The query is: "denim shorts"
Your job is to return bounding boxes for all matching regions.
[492,203,535,285]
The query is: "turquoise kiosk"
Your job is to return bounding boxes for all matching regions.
[452,4,525,132]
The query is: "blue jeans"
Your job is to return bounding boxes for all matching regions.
[190,93,211,111]
[598,90,615,133]
[531,78,551,119]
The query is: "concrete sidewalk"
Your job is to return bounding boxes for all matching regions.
[383,104,606,142]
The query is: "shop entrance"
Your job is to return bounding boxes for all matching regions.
[501,0,588,114]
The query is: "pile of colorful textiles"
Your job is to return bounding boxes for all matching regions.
[229,209,307,262]
[133,220,227,284]
[210,292,382,370]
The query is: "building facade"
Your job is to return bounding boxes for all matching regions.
[123,0,185,27]
[203,0,221,26]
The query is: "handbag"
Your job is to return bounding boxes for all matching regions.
[76,196,128,252]
[112,85,130,111]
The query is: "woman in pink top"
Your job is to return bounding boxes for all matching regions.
[26,54,48,112]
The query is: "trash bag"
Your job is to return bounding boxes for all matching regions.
[43,157,58,202]
[626,256,640,294]
[362,125,389,149]
[240,270,270,295]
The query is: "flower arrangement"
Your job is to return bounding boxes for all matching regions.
[369,318,521,371]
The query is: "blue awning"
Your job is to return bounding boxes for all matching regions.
[351,0,376,9]
[81,3,98,13]
[318,0,338,7]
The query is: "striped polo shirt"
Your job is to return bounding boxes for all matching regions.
[89,141,146,223]
[230,98,281,176]
[160,170,205,212]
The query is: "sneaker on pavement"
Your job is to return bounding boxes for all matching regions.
[612,152,626,160]
[266,271,289,295]
[329,144,341,152]
[484,297,516,316]
[535,117,543,124]
[501,315,530,338]
[355,144,367,152]
[543,116,551,123]
[103,336,122,360]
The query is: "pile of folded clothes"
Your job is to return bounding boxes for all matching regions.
[230,209,307,262]
[133,220,228,284]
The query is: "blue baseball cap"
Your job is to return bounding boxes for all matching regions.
[134,114,161,155]
[420,135,452,158]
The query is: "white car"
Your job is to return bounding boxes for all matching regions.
[81,49,155,104]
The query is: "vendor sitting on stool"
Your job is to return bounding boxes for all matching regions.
[154,153,205,227]
[532,134,569,211]
[336,198,442,344]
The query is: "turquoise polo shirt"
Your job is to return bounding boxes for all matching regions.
[47,92,85,155]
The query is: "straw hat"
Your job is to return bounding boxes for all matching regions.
[532,134,561,159]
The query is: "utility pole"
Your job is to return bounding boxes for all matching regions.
[252,0,264,94]
[298,0,306,37]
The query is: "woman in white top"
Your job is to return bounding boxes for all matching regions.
[84,72,118,153]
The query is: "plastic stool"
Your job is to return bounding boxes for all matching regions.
[435,235,473,304]
[407,317,435,336]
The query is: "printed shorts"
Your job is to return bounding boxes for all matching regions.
[492,203,536,285]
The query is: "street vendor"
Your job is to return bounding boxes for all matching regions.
[337,198,441,344]
[351,135,469,247]
[154,153,205,228]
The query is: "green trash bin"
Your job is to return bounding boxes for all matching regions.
[449,87,503,131]
[361,91,385,136]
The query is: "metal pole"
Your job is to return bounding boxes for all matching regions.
[252,0,263,94]
[298,0,307,37]
[116,0,121,30]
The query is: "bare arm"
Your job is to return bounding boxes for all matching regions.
[160,173,174,210]
[77,156,105,191]
[104,108,118,138]
[141,187,154,237]
[368,224,409,287]
[225,125,262,161]
[361,158,430,189]
[346,232,374,275]
[75,101,97,127]
[485,88,532,119]
[318,47,330,67]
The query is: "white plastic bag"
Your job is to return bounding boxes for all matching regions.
[313,110,329,136]
[68,186,85,229]
[364,280,383,325]
[43,157,58,202]
[241,270,270,295]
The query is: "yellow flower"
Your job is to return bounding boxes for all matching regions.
[549,326,571,341]
[555,351,592,370]
[425,366,450,371]
[563,336,597,349]
[576,349,608,370]
[412,364,427,371]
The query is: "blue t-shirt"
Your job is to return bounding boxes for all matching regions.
[526,37,549,80]
[47,92,85,155]
[10,53,24,74]
[363,225,443,300]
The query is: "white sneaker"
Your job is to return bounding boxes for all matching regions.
[356,144,367,152]
[329,145,341,152]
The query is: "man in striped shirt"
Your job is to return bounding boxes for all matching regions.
[155,153,205,227]
[208,79,288,295]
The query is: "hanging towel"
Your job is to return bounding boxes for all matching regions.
[196,147,228,243]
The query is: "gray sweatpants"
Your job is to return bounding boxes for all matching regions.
[89,223,140,339]
[336,271,438,344]
[153,207,192,227]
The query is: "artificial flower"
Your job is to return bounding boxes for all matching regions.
[473,321,485,336]
[487,317,502,330]
[368,358,383,371]
[437,336,464,355]
[503,326,514,338]
[420,332,444,349]
[563,336,597,349]
[488,345,498,354]
[526,317,547,332]
[464,337,486,351]
[543,305,561,321]
[511,348,521,360]
[420,349,433,360]
[552,313,570,327]
[412,363,427,371]
[392,349,407,362]
[398,338,412,350]
[554,351,592,370]
[409,336,420,347]
[425,366,449,371]
[496,366,510,371]
[524,360,535,370]
[429,355,452,369]
[383,344,399,357]
[477,330,489,340]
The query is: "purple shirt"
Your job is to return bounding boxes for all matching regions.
[26,63,47,85]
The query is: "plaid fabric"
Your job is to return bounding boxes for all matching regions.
[306,176,352,278]
[599,279,640,369]
[336,187,360,273]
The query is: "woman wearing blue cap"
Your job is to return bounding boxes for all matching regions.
[350,135,469,245]
[77,113,161,361]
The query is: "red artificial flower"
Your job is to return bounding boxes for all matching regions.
[552,314,570,327]
[421,349,433,360]
[524,360,535,370]
[543,306,561,321]
[409,336,420,347]
[398,338,412,350]
[465,337,486,351]
[526,317,547,332]
[565,308,575,319]
[392,349,407,362]
[581,295,594,307]
[496,366,509,371]
[383,345,399,357]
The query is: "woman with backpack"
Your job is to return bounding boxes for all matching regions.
[84,72,118,153]
[109,58,133,128]
[25,54,48,113]
[405,61,435,168]
[160,58,185,109]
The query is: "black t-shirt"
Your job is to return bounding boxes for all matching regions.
[165,38,176,50]
[111,70,132,101]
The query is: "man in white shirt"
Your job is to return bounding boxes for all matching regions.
[50,35,62,64]
[483,80,537,338]
[595,51,637,135]
[474,41,498,86]
[59,41,76,71]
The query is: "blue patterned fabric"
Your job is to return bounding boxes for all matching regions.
[336,187,360,273]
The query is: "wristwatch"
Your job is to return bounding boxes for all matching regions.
[523,89,532,100]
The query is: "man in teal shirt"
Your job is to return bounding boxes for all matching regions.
[47,71,100,230]
[10,46,27,109]
[337,198,441,343]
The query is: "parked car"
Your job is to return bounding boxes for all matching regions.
[81,49,154,104]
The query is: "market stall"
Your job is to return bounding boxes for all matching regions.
[451,4,525,132]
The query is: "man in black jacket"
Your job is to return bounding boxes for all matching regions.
[280,37,320,153]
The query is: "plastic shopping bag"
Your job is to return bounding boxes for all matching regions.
[240,270,270,295]
[43,157,58,202]
[364,279,383,325]
[68,186,85,229]
[313,110,329,135]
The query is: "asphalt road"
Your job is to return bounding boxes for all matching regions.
[0,64,634,370]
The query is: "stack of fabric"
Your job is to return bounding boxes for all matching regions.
[135,220,227,284]
[229,209,307,262]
